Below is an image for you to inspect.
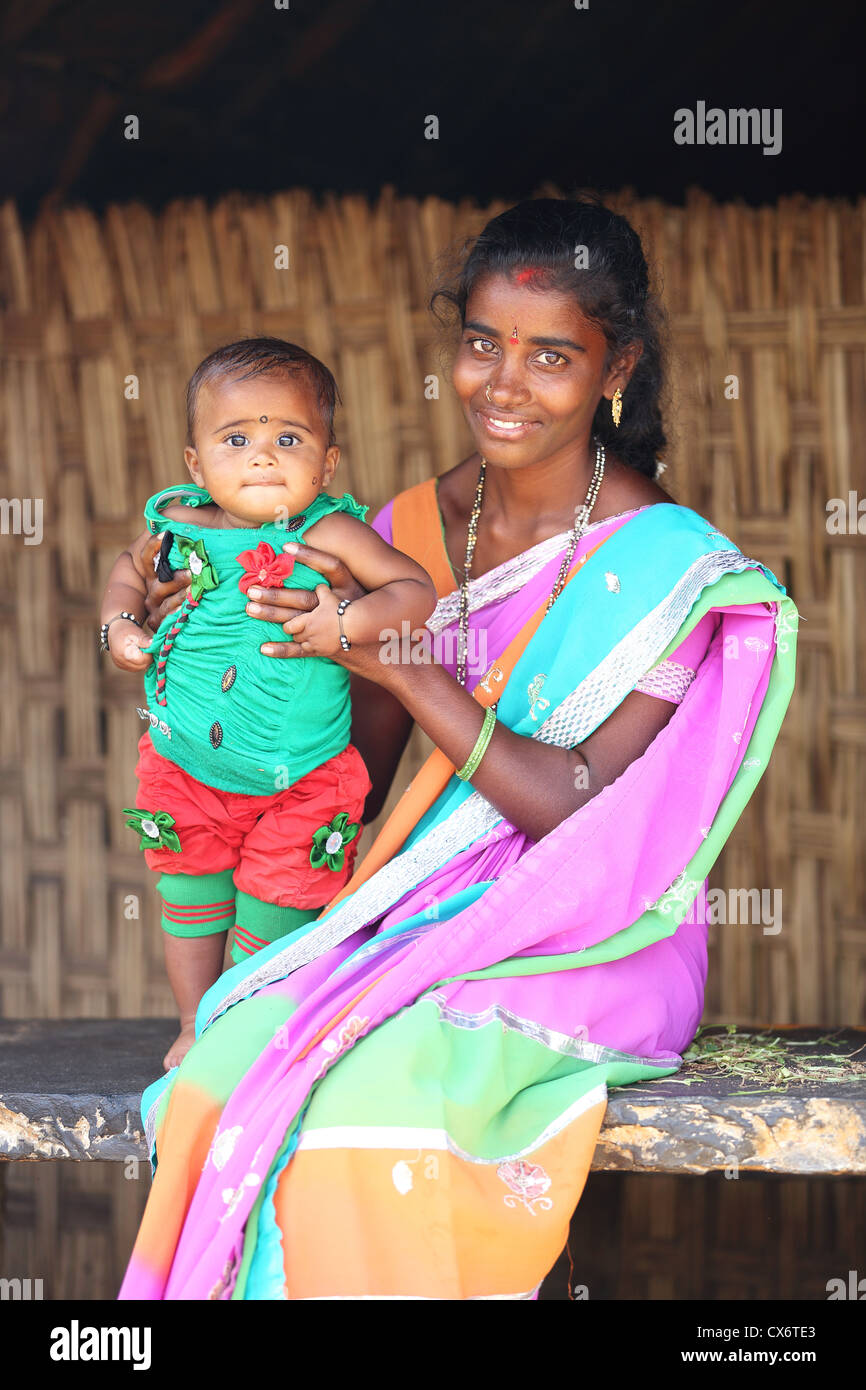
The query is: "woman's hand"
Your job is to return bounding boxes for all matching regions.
[245,542,372,663]
[138,533,191,634]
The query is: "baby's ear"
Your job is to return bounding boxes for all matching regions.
[184,446,204,485]
[322,445,340,486]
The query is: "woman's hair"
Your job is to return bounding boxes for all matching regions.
[185,337,341,447]
[430,195,668,478]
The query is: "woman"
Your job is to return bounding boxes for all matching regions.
[119,196,798,1300]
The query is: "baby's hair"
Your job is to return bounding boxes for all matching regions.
[186,337,341,448]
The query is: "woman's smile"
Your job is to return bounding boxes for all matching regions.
[475,407,542,441]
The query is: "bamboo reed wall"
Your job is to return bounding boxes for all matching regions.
[0,186,864,1027]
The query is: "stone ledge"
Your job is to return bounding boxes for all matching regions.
[1,1020,864,1173]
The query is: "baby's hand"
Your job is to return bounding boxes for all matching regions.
[108,620,153,671]
[280,584,343,658]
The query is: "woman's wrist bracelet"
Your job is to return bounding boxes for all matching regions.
[336,598,352,652]
[99,612,143,653]
[456,705,497,782]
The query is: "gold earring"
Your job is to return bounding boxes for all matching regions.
[611,388,623,428]
[485,383,493,403]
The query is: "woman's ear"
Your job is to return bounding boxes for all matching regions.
[602,342,643,400]
[184,446,204,486]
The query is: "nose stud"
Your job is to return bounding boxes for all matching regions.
[485,383,493,403]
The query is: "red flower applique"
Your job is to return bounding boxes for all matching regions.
[236,541,295,595]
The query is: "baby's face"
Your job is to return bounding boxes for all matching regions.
[183,371,339,527]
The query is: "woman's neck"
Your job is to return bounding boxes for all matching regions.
[481,438,600,537]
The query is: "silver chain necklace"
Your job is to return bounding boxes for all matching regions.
[456,440,606,688]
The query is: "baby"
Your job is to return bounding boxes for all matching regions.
[101,338,435,1069]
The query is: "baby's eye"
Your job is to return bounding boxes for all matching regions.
[226,433,248,447]
[277,433,301,447]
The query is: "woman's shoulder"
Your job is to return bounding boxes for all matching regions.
[601,460,738,543]
[594,454,673,520]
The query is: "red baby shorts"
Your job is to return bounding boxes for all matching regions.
[132,732,372,908]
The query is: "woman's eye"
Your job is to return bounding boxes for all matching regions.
[277,433,300,447]
[469,337,497,354]
[537,351,566,367]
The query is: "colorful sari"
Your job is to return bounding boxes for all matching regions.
[119,483,798,1300]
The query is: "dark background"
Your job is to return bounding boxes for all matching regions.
[1,0,863,219]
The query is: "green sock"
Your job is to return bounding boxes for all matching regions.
[230,892,322,964]
[157,869,236,938]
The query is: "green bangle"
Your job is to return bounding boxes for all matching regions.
[456,705,497,782]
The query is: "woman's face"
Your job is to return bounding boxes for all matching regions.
[451,271,636,472]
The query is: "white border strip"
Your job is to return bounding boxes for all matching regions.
[296,1082,608,1165]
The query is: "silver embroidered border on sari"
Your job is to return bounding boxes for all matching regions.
[426,506,649,634]
[424,992,683,1067]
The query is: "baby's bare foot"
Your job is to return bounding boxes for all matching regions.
[164,1022,196,1071]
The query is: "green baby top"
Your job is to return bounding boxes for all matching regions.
[140,483,368,794]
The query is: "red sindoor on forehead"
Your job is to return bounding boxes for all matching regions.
[515,267,547,285]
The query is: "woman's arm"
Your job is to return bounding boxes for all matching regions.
[381,658,678,842]
[251,563,679,842]
[137,523,672,840]
[349,673,415,823]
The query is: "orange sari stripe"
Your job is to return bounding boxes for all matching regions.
[295,973,393,1061]
[275,1098,608,1298]
[390,478,455,598]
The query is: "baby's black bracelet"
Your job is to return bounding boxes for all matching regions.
[336,598,352,652]
[100,611,143,653]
